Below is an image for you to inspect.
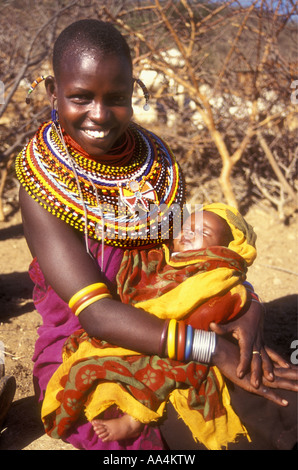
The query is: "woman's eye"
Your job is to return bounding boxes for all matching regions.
[110,95,130,106]
[70,95,91,103]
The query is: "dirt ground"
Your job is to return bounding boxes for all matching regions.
[0,199,297,450]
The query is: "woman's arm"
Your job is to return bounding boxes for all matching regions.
[19,186,164,355]
[20,187,297,403]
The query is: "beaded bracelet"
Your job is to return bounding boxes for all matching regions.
[69,282,112,316]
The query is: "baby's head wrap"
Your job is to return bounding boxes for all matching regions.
[201,203,257,266]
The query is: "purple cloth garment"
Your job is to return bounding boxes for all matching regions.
[29,242,165,450]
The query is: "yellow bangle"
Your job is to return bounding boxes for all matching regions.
[74,293,112,316]
[69,283,109,309]
[167,319,177,360]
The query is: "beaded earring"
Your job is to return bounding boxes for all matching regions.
[51,107,59,126]
[25,76,46,104]
[134,78,150,111]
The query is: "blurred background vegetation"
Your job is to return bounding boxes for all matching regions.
[0,0,297,221]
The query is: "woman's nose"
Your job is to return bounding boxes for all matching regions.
[89,101,110,122]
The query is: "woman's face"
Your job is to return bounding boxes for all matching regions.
[50,51,134,160]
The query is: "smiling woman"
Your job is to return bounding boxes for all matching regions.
[45,53,134,161]
[14,18,298,451]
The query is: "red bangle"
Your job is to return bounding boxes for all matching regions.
[177,321,186,361]
[158,320,170,357]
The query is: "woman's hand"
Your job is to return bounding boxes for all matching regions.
[209,300,275,387]
[212,336,298,406]
[261,347,298,391]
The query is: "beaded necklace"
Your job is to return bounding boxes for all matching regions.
[16,120,186,249]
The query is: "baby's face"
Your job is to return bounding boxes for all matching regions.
[173,211,233,252]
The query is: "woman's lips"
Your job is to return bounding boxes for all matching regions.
[83,129,110,139]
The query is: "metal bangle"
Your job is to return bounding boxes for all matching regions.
[192,329,216,364]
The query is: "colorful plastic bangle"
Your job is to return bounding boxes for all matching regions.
[68,282,109,310]
[158,319,170,357]
[250,292,260,301]
[177,321,186,361]
[70,286,111,314]
[184,324,193,361]
[243,281,254,292]
[167,319,177,360]
[74,293,112,316]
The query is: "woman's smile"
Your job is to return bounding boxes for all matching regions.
[83,128,111,139]
[52,52,134,160]
[79,127,114,148]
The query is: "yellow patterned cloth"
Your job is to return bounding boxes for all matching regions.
[119,203,257,326]
[42,331,249,450]
[41,203,256,449]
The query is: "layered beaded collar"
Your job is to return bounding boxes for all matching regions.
[16,121,185,249]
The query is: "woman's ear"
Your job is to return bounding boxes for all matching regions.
[45,75,57,107]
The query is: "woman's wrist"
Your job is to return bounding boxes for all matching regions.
[70,286,217,365]
[160,319,217,364]
[192,328,216,363]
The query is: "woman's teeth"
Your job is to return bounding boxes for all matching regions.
[84,129,108,139]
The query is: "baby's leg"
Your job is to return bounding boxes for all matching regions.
[92,414,144,442]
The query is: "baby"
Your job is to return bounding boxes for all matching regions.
[172,208,232,252]
[91,203,257,442]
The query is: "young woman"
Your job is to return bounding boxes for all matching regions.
[16,19,297,450]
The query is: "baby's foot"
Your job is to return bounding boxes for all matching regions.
[92,414,144,442]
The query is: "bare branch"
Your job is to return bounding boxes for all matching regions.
[215,0,259,90]
[257,131,297,203]
[0,1,78,119]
